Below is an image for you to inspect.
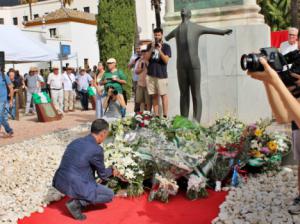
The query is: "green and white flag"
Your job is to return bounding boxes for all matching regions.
[88,86,96,96]
[32,92,51,104]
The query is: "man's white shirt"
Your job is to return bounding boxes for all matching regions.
[279,41,298,55]
[62,73,76,91]
[47,73,63,89]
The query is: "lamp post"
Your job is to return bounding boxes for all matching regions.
[151,0,162,28]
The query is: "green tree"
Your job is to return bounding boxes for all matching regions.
[257,0,291,31]
[97,0,136,97]
[19,0,37,20]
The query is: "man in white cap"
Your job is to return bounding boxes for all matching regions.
[47,66,64,114]
[100,58,127,116]
[24,67,44,115]
[280,27,299,55]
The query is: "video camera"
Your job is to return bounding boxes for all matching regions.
[241,47,299,88]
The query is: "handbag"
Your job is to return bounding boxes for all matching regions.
[66,74,76,90]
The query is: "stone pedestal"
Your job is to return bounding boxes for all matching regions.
[163,0,271,124]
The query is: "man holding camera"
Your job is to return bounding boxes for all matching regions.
[147,28,171,118]
[100,58,127,107]
[135,45,151,112]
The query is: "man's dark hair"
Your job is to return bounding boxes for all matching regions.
[91,119,109,134]
[153,27,163,34]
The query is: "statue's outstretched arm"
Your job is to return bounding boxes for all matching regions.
[165,28,177,41]
[201,26,232,36]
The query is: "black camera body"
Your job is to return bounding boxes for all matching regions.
[241,47,298,87]
[106,86,118,95]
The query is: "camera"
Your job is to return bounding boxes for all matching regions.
[241,47,298,87]
[106,86,118,95]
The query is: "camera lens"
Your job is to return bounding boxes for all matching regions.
[240,54,263,72]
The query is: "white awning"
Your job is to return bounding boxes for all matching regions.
[0,25,58,63]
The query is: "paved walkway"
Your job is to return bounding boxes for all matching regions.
[0,100,135,146]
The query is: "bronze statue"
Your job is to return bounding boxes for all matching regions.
[165,8,232,122]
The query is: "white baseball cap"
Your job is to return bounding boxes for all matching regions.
[107,58,117,64]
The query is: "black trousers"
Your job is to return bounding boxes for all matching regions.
[79,91,89,110]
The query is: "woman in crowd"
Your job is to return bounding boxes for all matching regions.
[103,86,126,119]
[94,62,105,118]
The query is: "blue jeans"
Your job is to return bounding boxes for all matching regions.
[10,98,16,120]
[95,93,103,119]
[0,101,13,134]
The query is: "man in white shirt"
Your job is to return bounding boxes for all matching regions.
[63,67,76,112]
[280,27,299,55]
[76,68,93,111]
[24,67,44,115]
[47,66,64,114]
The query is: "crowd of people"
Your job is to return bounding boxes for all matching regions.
[0,27,172,139]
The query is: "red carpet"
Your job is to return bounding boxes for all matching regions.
[18,190,226,224]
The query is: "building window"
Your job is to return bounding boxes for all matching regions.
[34,14,39,19]
[23,16,28,22]
[83,7,90,13]
[73,8,77,11]
[0,18,4,24]
[49,28,57,38]
[13,17,18,25]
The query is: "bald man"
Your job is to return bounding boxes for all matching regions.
[280,27,299,55]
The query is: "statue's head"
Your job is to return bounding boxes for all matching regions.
[181,8,192,21]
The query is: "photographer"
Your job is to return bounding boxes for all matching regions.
[147,27,171,118]
[100,58,127,105]
[103,86,126,119]
[135,45,151,112]
[248,57,300,214]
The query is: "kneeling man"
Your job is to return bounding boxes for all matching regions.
[53,119,119,220]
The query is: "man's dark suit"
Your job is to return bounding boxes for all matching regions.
[53,134,113,205]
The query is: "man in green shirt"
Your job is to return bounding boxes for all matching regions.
[100,58,127,94]
[100,58,127,106]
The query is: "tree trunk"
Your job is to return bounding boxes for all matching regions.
[291,0,298,27]
[154,3,161,28]
[134,1,139,49]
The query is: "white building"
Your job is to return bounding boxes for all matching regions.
[0,0,165,72]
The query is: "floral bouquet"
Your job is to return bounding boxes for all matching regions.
[148,174,179,203]
[132,111,153,128]
[186,174,208,200]
[209,115,245,146]
[242,121,291,171]
[104,126,145,197]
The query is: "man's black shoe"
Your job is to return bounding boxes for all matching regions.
[66,199,87,220]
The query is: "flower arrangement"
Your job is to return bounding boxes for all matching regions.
[186,174,208,200]
[148,174,179,203]
[133,111,153,128]
[104,125,144,197]
[209,115,245,146]
[104,115,291,201]
[243,121,291,170]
